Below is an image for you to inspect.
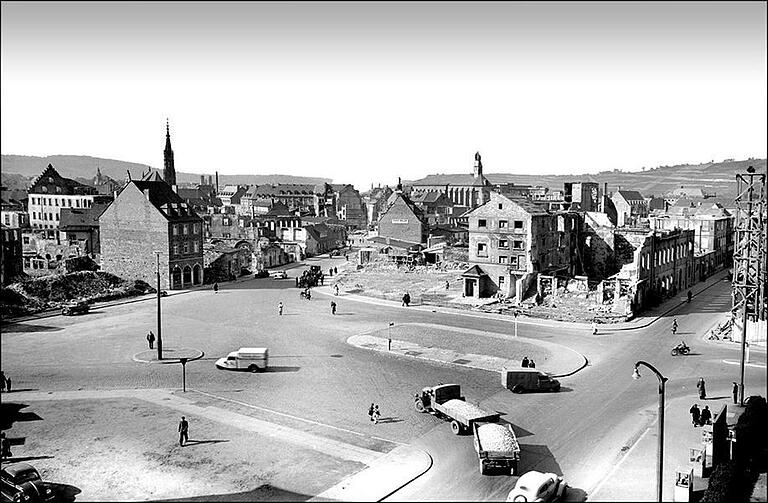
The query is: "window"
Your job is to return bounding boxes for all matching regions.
[477,242,487,256]
[67,199,72,207]
[183,224,189,235]
[23,236,30,245]
[56,186,61,194]
[193,241,199,253]
[42,186,48,193]
[510,256,518,268]
[173,244,179,255]
[55,199,59,206]
[499,239,508,249]
[173,225,179,236]
[513,240,524,250]
[498,256,508,264]
[183,242,189,254]
[498,203,503,210]
[499,276,505,286]
[478,219,487,228]
[514,220,524,230]
[499,220,508,228]
[48,177,54,183]
[223,217,231,226]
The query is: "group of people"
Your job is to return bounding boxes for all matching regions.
[520,357,536,368]
[401,292,411,307]
[0,371,11,393]
[688,404,712,427]
[367,403,382,424]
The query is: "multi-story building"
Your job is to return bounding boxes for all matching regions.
[333,184,367,229]
[27,164,99,233]
[564,182,600,212]
[409,152,492,214]
[100,177,204,290]
[1,199,30,229]
[377,188,428,246]
[241,183,332,217]
[612,190,649,227]
[410,191,454,226]
[362,185,393,229]
[462,192,580,300]
[58,202,111,260]
[1,225,24,285]
[218,185,248,209]
[649,201,734,280]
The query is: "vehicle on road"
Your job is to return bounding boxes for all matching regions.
[215,347,269,373]
[329,250,340,257]
[473,422,520,475]
[502,368,561,393]
[506,470,567,502]
[1,462,56,503]
[413,383,500,434]
[61,300,89,316]
[270,270,288,279]
[254,270,270,278]
[671,342,691,356]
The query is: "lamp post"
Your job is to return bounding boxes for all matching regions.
[388,322,394,351]
[155,251,163,360]
[514,311,519,338]
[633,361,668,503]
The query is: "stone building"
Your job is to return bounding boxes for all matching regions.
[100,178,204,290]
[203,241,249,282]
[333,184,367,229]
[581,211,616,280]
[409,152,492,214]
[362,185,393,229]
[612,190,649,227]
[462,192,580,300]
[1,199,29,229]
[564,182,600,212]
[27,164,99,232]
[58,202,111,260]
[377,187,428,246]
[410,191,454,227]
[1,225,24,285]
[92,168,121,196]
[218,185,248,209]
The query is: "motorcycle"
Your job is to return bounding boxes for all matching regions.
[671,343,690,356]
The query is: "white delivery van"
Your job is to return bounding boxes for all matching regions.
[215,347,269,372]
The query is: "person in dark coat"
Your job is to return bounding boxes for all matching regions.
[213,282,219,293]
[146,331,155,349]
[402,292,411,307]
[529,359,536,368]
[689,404,701,427]
[330,301,337,315]
[697,377,706,399]
[1,432,11,459]
[178,416,189,446]
[368,403,375,422]
[334,266,338,275]
[5,377,10,393]
[521,357,529,368]
[699,405,712,426]
[732,382,739,405]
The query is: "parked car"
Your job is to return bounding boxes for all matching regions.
[253,270,270,278]
[270,270,288,279]
[159,290,168,297]
[506,471,567,502]
[1,462,56,503]
[61,300,89,316]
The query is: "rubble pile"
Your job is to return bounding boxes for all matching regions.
[476,423,519,452]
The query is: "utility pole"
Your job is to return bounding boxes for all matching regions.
[155,251,163,360]
[732,166,766,405]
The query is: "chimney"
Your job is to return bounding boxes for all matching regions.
[208,175,213,186]
[200,175,205,185]
[215,171,219,193]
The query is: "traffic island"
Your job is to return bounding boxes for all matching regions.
[132,347,204,364]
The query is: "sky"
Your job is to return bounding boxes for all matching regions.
[1,1,766,189]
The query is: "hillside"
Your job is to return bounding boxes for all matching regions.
[1,155,330,187]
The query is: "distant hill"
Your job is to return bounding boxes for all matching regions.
[1,155,330,188]
[406,158,766,201]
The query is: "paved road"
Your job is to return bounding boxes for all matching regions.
[2,258,765,501]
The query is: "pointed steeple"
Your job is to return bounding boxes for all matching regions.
[163,118,177,186]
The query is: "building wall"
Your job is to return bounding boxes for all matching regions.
[28,194,97,229]
[1,227,24,285]
[336,187,367,229]
[1,210,29,229]
[377,197,426,245]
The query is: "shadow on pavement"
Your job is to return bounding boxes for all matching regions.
[48,482,82,503]
[0,323,64,333]
[3,455,54,462]
[183,439,230,446]
[264,366,301,373]
[376,417,403,424]
[500,420,534,439]
[0,402,43,430]
[153,484,311,502]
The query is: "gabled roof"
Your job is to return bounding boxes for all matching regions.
[411,191,450,204]
[410,173,490,187]
[127,180,201,220]
[29,164,97,196]
[615,190,645,202]
[466,192,548,217]
[60,202,111,229]
[461,265,488,277]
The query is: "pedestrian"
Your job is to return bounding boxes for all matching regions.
[334,284,339,296]
[592,321,598,335]
[0,371,6,393]
[521,356,529,368]
[529,359,536,369]
[329,268,333,277]
[334,266,338,275]
[445,280,450,290]
[689,404,701,427]
[213,282,219,294]
[700,405,712,426]
[687,290,692,303]
[295,277,299,287]
[330,301,337,315]
[0,432,11,459]
[5,377,10,393]
[368,403,375,422]
[320,274,324,286]
[372,405,380,424]
[401,292,411,307]
[146,331,155,349]
[672,318,678,335]
[278,301,284,316]
[697,377,706,400]
[732,382,739,405]
[178,416,189,446]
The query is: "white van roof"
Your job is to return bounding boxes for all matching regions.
[238,347,268,353]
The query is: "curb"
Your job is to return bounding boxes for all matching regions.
[132,348,204,364]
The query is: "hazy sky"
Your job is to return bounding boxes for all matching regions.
[2,1,766,189]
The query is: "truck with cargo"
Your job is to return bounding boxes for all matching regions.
[215,347,269,372]
[502,368,561,393]
[473,422,521,475]
[413,383,500,434]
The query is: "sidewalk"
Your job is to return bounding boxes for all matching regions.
[590,390,742,501]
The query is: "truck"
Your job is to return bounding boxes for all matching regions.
[473,422,521,475]
[413,383,500,435]
[215,347,269,373]
[502,368,561,393]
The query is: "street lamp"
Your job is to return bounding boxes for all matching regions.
[633,361,668,503]
[514,311,519,338]
[388,322,394,351]
[155,251,163,360]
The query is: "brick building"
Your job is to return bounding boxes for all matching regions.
[409,152,492,214]
[27,164,99,232]
[377,188,428,246]
[100,178,204,290]
[1,226,24,285]
[462,192,580,300]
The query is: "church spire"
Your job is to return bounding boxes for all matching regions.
[163,118,176,186]
[473,151,483,178]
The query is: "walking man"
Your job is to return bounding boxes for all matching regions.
[5,377,10,393]
[334,284,339,296]
[334,266,338,275]
[529,359,536,369]
[697,377,706,400]
[278,302,284,316]
[178,416,189,446]
[689,404,701,427]
[368,403,375,422]
[521,356,529,368]
[700,405,712,426]
[687,290,692,303]
[592,321,598,335]
[146,331,155,350]
[330,301,337,315]
[213,282,219,294]
[372,405,380,424]
[732,382,739,405]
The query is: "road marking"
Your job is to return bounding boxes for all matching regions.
[721,359,766,368]
[190,388,408,447]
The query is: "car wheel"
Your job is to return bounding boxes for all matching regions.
[451,420,462,435]
[249,364,259,373]
[414,400,426,413]
[479,459,487,475]
[512,384,524,394]
[513,495,528,502]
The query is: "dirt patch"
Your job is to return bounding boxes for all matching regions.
[1,398,362,501]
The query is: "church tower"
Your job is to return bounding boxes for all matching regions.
[473,151,483,178]
[163,119,177,186]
